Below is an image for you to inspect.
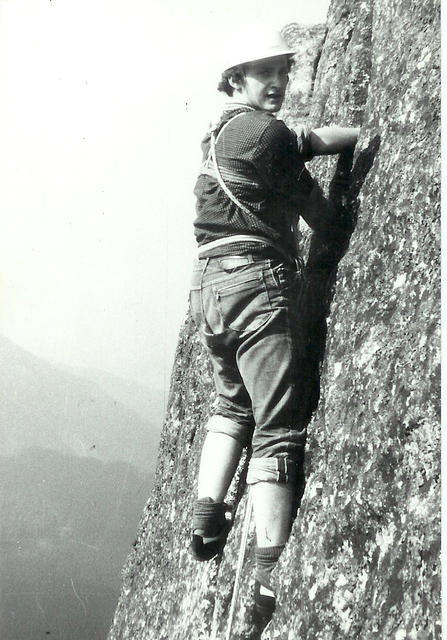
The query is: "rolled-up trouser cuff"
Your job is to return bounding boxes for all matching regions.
[206,414,253,447]
[247,457,300,485]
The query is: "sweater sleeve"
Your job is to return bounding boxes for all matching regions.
[252,118,315,200]
[292,123,314,162]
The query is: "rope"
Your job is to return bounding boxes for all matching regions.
[225,492,253,640]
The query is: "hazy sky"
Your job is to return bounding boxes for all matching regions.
[0,0,330,394]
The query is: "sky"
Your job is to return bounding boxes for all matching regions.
[0,0,330,395]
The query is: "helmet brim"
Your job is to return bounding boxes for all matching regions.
[222,48,296,74]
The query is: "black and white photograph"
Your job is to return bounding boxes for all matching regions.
[0,0,441,638]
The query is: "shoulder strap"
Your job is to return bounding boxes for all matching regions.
[210,128,252,216]
[214,111,248,144]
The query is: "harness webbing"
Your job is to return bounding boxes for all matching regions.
[225,492,253,640]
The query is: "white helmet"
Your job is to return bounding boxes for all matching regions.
[219,23,295,74]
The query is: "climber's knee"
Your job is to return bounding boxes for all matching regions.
[249,424,307,483]
[246,457,301,485]
[206,414,253,447]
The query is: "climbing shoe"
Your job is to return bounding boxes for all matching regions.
[254,580,276,619]
[190,497,232,561]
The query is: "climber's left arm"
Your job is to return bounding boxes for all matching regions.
[310,126,360,156]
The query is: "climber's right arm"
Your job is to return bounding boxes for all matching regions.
[309,126,360,156]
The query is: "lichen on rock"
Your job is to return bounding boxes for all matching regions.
[108,0,440,638]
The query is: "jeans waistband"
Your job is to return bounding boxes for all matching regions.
[206,254,273,263]
[199,253,305,273]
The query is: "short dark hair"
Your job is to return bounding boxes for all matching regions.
[217,65,246,97]
[217,56,295,96]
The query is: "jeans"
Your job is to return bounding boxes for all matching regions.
[190,255,307,485]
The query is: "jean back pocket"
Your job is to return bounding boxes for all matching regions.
[212,267,273,334]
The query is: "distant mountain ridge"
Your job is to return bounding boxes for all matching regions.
[1,447,153,640]
[60,364,166,424]
[0,334,162,471]
[0,335,161,640]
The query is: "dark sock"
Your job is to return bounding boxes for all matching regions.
[255,545,285,590]
[192,497,226,536]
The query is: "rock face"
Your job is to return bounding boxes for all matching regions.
[279,23,326,124]
[108,1,441,639]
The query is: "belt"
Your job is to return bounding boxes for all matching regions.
[197,235,291,260]
[197,235,304,273]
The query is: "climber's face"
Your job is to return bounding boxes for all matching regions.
[230,55,290,113]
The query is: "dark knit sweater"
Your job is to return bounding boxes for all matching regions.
[193,104,315,258]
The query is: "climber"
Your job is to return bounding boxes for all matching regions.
[189,23,359,619]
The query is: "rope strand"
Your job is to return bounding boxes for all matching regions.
[225,492,253,640]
